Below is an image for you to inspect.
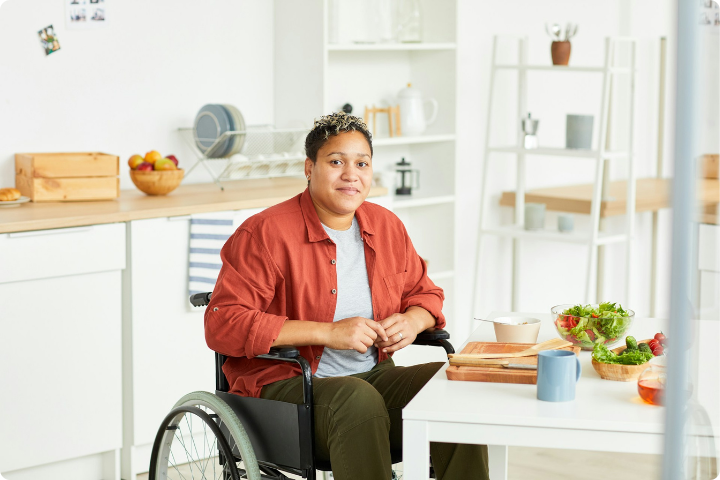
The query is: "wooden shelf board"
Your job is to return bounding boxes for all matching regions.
[481,225,628,245]
[327,42,456,51]
[500,178,720,217]
[0,177,388,234]
[494,65,631,73]
[489,146,627,159]
[393,194,455,209]
[373,134,455,147]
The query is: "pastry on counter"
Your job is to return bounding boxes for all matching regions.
[0,188,21,201]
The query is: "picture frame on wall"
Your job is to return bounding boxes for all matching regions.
[66,0,107,30]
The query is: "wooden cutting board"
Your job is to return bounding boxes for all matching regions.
[446,341,581,385]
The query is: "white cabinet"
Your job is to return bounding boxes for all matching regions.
[123,210,262,478]
[123,216,214,477]
[0,224,125,478]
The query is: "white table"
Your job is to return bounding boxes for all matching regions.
[402,312,669,480]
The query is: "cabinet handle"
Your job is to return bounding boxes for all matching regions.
[8,226,94,238]
[168,215,192,221]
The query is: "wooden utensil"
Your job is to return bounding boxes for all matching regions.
[448,337,572,360]
[448,358,509,367]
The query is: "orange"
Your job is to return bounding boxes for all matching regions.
[144,150,162,164]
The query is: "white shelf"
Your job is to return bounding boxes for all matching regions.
[393,194,455,209]
[481,225,628,246]
[373,134,456,147]
[327,42,456,52]
[495,65,631,74]
[428,270,454,281]
[488,146,628,159]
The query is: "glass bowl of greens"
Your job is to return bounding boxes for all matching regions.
[551,303,634,351]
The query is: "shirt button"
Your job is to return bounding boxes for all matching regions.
[331,289,337,294]
[316,355,321,360]
[213,307,219,311]
[331,259,336,265]
[327,239,332,244]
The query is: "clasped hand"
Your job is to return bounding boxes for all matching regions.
[325,313,415,354]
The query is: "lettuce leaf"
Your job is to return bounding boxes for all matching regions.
[592,343,653,365]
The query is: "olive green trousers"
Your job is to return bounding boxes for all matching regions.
[260,358,489,480]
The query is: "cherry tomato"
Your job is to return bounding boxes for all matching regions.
[652,345,664,356]
[648,339,660,350]
[655,333,667,344]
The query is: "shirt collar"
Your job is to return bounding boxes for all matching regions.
[300,188,376,243]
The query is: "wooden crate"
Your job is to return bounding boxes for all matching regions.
[15,152,119,202]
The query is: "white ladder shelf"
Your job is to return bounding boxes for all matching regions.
[472,36,637,313]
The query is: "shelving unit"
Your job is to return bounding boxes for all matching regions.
[473,36,637,312]
[274,0,459,330]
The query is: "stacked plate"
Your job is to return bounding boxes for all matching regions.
[193,104,246,158]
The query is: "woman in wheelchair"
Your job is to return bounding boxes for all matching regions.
[205,113,489,480]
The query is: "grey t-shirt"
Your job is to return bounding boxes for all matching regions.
[314,217,378,378]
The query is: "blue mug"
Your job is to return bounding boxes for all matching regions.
[537,350,581,402]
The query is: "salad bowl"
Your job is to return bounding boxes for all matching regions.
[552,303,634,351]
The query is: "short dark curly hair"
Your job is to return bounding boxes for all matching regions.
[305,112,373,163]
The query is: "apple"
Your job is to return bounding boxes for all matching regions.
[136,162,153,171]
[144,150,162,164]
[154,158,177,171]
[166,154,179,166]
[128,154,144,169]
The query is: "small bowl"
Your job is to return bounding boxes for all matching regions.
[130,169,184,195]
[591,339,652,382]
[493,317,542,343]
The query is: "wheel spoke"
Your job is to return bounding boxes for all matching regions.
[169,449,189,480]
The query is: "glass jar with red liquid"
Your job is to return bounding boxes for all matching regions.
[637,364,666,405]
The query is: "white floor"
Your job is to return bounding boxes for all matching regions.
[137,448,663,479]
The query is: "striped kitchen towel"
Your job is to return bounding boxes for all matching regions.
[188,212,236,298]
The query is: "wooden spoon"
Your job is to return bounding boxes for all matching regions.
[448,338,573,361]
[448,358,509,367]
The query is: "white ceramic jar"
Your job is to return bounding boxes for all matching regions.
[397,83,438,136]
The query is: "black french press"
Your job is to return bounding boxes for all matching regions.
[395,157,420,195]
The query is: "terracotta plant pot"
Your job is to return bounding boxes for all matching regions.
[551,41,571,66]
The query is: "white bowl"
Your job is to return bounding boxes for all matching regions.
[492,317,542,343]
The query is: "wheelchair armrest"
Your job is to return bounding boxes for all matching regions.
[412,328,455,355]
[190,292,212,307]
[256,346,301,360]
[415,327,450,342]
[255,347,313,407]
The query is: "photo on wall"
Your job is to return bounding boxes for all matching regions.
[38,25,60,56]
[66,0,106,29]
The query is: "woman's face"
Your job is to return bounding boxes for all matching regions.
[305,130,373,218]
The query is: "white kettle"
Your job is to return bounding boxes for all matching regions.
[397,83,438,136]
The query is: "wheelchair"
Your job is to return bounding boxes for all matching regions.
[148,292,455,480]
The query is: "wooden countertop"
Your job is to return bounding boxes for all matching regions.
[0,177,389,234]
[500,178,720,218]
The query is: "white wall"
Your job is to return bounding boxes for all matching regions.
[0,0,275,190]
[455,0,677,338]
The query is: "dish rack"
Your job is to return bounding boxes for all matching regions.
[179,125,308,189]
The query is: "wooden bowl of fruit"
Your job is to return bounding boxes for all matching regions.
[128,151,184,195]
[591,334,666,382]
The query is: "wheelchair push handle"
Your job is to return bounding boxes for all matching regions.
[190,292,212,307]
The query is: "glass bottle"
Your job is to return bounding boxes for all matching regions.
[397,0,422,43]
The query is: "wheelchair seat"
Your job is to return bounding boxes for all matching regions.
[148,292,453,479]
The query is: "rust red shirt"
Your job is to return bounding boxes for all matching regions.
[205,189,445,398]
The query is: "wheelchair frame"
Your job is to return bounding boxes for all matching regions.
[189,292,455,479]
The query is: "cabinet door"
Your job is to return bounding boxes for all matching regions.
[128,217,216,446]
[0,271,123,472]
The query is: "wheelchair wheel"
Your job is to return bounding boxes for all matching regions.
[149,391,261,480]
